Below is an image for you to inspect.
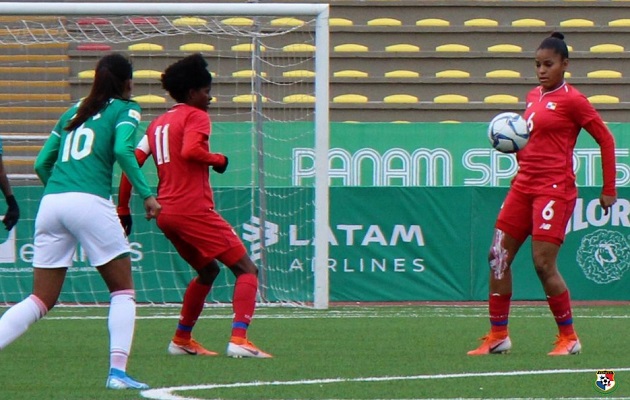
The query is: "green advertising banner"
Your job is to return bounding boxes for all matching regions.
[127,122,630,189]
[1,123,628,303]
[2,186,628,303]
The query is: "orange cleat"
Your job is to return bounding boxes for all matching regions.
[227,336,272,358]
[167,337,218,356]
[467,332,511,355]
[547,334,581,356]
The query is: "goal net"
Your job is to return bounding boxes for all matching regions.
[0,2,329,308]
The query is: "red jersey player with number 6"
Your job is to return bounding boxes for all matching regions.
[118,54,271,358]
[468,32,617,356]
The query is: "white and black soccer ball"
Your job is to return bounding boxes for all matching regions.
[487,112,530,153]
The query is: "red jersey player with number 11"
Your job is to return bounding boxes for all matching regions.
[118,54,271,358]
[468,32,617,356]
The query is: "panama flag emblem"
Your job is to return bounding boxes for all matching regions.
[595,370,616,393]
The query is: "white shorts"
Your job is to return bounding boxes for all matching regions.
[33,192,130,268]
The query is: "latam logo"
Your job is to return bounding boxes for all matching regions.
[242,216,279,262]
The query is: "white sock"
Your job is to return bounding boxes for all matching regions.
[0,295,47,350]
[108,290,136,372]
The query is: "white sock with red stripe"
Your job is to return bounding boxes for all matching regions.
[0,294,47,350]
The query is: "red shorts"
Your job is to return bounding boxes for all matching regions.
[156,210,247,270]
[496,188,576,246]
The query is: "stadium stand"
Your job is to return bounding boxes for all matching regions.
[4,0,630,180]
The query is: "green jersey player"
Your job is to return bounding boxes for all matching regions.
[0,53,161,390]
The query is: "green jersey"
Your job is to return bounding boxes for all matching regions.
[35,98,153,200]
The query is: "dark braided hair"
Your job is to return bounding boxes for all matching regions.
[537,32,569,60]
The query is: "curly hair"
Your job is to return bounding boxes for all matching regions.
[161,53,212,103]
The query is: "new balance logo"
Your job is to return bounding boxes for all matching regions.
[242,216,279,261]
[539,223,552,230]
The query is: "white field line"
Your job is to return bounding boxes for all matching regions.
[38,309,630,321]
[140,368,630,400]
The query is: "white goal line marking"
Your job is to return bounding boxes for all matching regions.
[140,367,630,400]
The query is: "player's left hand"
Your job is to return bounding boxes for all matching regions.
[3,194,19,231]
[212,155,229,174]
[118,213,133,236]
[600,193,617,215]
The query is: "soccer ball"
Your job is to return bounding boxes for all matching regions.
[487,112,530,153]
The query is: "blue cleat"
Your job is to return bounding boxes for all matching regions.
[105,368,149,390]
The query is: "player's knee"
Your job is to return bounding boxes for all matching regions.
[198,262,220,284]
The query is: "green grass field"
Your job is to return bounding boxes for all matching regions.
[0,304,628,400]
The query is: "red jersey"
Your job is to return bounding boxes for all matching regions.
[516,82,616,197]
[141,103,225,215]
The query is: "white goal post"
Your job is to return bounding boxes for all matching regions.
[0,2,330,309]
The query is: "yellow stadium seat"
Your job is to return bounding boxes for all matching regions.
[132,95,166,103]
[271,17,305,27]
[221,17,253,26]
[383,94,418,103]
[587,70,622,78]
[232,70,267,78]
[486,70,521,78]
[385,44,420,52]
[231,43,266,52]
[609,19,630,27]
[334,44,368,52]
[436,70,470,78]
[283,94,315,103]
[590,44,624,52]
[385,70,420,78]
[180,43,214,52]
[487,44,522,53]
[464,18,498,27]
[416,18,450,27]
[133,70,161,79]
[367,18,402,26]
[484,94,519,104]
[512,18,546,27]
[128,43,163,51]
[233,94,267,103]
[434,94,468,103]
[333,94,368,103]
[173,17,207,26]
[560,18,594,27]
[588,95,619,103]
[440,120,461,124]
[329,18,353,26]
[435,44,470,52]
[78,70,95,79]
[283,43,315,52]
[283,70,316,78]
[333,70,368,78]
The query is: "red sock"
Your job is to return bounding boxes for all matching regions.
[547,290,575,336]
[175,278,211,341]
[489,292,511,335]
[231,273,258,339]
